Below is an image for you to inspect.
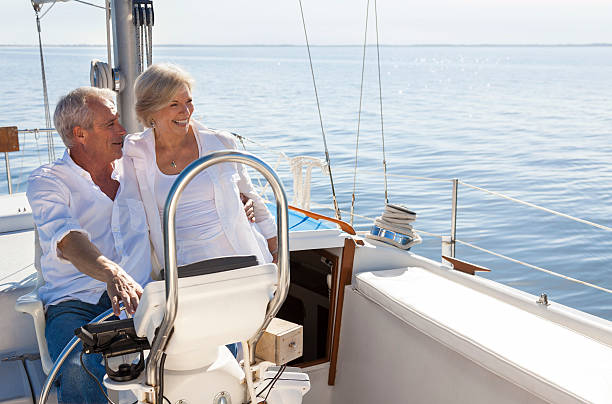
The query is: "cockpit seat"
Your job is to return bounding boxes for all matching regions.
[14,227,54,374]
[134,257,278,371]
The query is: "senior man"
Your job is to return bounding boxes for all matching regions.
[27,87,151,403]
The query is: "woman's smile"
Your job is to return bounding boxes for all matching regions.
[151,84,195,137]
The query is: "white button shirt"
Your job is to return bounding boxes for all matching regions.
[27,150,152,308]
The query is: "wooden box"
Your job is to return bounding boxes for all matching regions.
[255,318,303,365]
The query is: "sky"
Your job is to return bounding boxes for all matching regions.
[1,0,611,46]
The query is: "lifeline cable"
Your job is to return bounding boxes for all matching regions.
[350,0,371,226]
[297,0,342,220]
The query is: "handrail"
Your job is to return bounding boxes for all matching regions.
[146,150,290,399]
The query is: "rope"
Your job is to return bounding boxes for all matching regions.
[90,60,114,89]
[374,0,388,203]
[143,23,150,68]
[455,239,612,295]
[459,181,612,233]
[297,0,342,221]
[365,204,422,249]
[146,3,153,67]
[105,0,112,68]
[350,0,371,226]
[290,156,329,210]
[134,3,142,73]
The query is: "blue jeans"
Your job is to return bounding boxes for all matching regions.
[46,293,116,404]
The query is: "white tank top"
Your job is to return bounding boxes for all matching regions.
[154,166,236,266]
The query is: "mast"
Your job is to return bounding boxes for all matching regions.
[111,0,142,133]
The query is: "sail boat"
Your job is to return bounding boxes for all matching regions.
[1,1,612,403]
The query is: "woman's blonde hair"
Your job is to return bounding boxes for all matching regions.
[134,63,194,127]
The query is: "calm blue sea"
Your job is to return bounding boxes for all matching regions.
[1,45,611,320]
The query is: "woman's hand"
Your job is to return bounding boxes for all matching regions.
[241,193,256,222]
[267,236,279,264]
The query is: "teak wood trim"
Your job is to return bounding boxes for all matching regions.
[442,255,491,275]
[321,249,340,364]
[0,126,19,153]
[297,358,329,369]
[288,205,356,235]
[328,237,356,385]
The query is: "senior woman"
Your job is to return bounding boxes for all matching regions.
[123,64,278,279]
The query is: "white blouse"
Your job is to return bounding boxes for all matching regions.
[154,165,236,266]
[123,122,275,278]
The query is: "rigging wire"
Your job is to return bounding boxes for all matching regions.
[350,0,371,226]
[38,0,58,20]
[146,4,154,67]
[33,8,55,162]
[297,0,342,220]
[73,0,106,10]
[374,0,388,203]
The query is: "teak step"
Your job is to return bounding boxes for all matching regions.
[442,255,491,275]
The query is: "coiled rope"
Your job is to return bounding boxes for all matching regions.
[366,204,422,249]
[290,156,329,210]
[90,59,114,89]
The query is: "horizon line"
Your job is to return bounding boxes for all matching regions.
[1,43,612,48]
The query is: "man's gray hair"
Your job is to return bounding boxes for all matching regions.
[53,87,116,148]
